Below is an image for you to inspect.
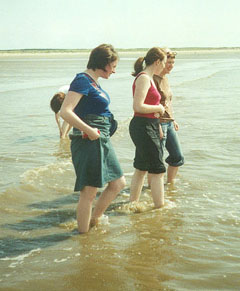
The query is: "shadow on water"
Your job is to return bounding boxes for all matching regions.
[28,192,79,209]
[0,190,131,259]
[0,232,77,259]
[0,193,79,259]
[0,207,78,258]
[3,190,130,232]
[27,189,130,210]
[3,208,76,231]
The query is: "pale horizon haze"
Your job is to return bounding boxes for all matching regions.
[0,0,240,50]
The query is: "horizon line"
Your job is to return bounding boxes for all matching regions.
[1,46,240,52]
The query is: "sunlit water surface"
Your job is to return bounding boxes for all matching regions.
[0,50,240,290]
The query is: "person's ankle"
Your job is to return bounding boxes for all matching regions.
[90,217,99,228]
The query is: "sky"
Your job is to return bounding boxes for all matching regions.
[1,0,240,50]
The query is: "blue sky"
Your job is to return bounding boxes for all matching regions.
[1,0,240,49]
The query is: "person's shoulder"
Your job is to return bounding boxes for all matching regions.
[153,74,163,83]
[70,73,91,94]
[74,73,89,82]
[71,73,90,86]
[135,73,151,85]
[160,76,168,86]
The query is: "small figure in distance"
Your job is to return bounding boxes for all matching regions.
[50,85,72,139]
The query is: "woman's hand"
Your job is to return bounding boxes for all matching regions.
[158,104,165,115]
[173,121,179,131]
[159,125,164,139]
[154,104,165,118]
[83,128,100,140]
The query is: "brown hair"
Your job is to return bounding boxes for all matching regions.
[50,92,65,113]
[165,48,177,59]
[87,44,118,71]
[167,51,177,59]
[132,47,166,77]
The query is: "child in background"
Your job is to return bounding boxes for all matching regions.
[50,85,72,138]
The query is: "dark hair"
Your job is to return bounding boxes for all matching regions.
[87,44,118,71]
[50,92,65,113]
[132,47,166,77]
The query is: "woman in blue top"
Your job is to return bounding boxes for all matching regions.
[60,44,126,233]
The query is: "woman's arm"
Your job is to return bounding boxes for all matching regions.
[60,91,100,140]
[133,74,165,114]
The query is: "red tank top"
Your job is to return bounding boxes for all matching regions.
[133,72,161,119]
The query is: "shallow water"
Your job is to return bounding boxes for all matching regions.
[0,50,240,290]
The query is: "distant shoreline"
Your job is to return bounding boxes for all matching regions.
[0,47,239,57]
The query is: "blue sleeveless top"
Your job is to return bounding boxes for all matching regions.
[69,73,111,118]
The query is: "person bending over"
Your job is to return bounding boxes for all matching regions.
[50,85,72,138]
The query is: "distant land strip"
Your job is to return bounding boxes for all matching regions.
[0,47,240,54]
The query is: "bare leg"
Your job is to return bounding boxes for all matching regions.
[147,173,151,188]
[149,173,165,208]
[61,121,69,138]
[167,166,178,184]
[130,169,147,202]
[91,176,126,223]
[77,186,98,233]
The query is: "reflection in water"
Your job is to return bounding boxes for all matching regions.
[53,138,71,159]
[61,201,182,290]
[125,202,185,289]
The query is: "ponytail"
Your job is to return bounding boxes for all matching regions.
[132,57,145,77]
[132,47,166,77]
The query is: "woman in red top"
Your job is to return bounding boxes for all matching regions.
[129,47,166,208]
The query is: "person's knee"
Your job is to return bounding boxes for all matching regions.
[116,176,126,191]
[80,187,98,202]
[136,169,147,177]
[150,172,165,180]
[109,176,126,192]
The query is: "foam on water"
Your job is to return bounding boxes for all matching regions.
[20,160,74,193]
[0,248,41,268]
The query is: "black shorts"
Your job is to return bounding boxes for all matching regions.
[129,116,166,174]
